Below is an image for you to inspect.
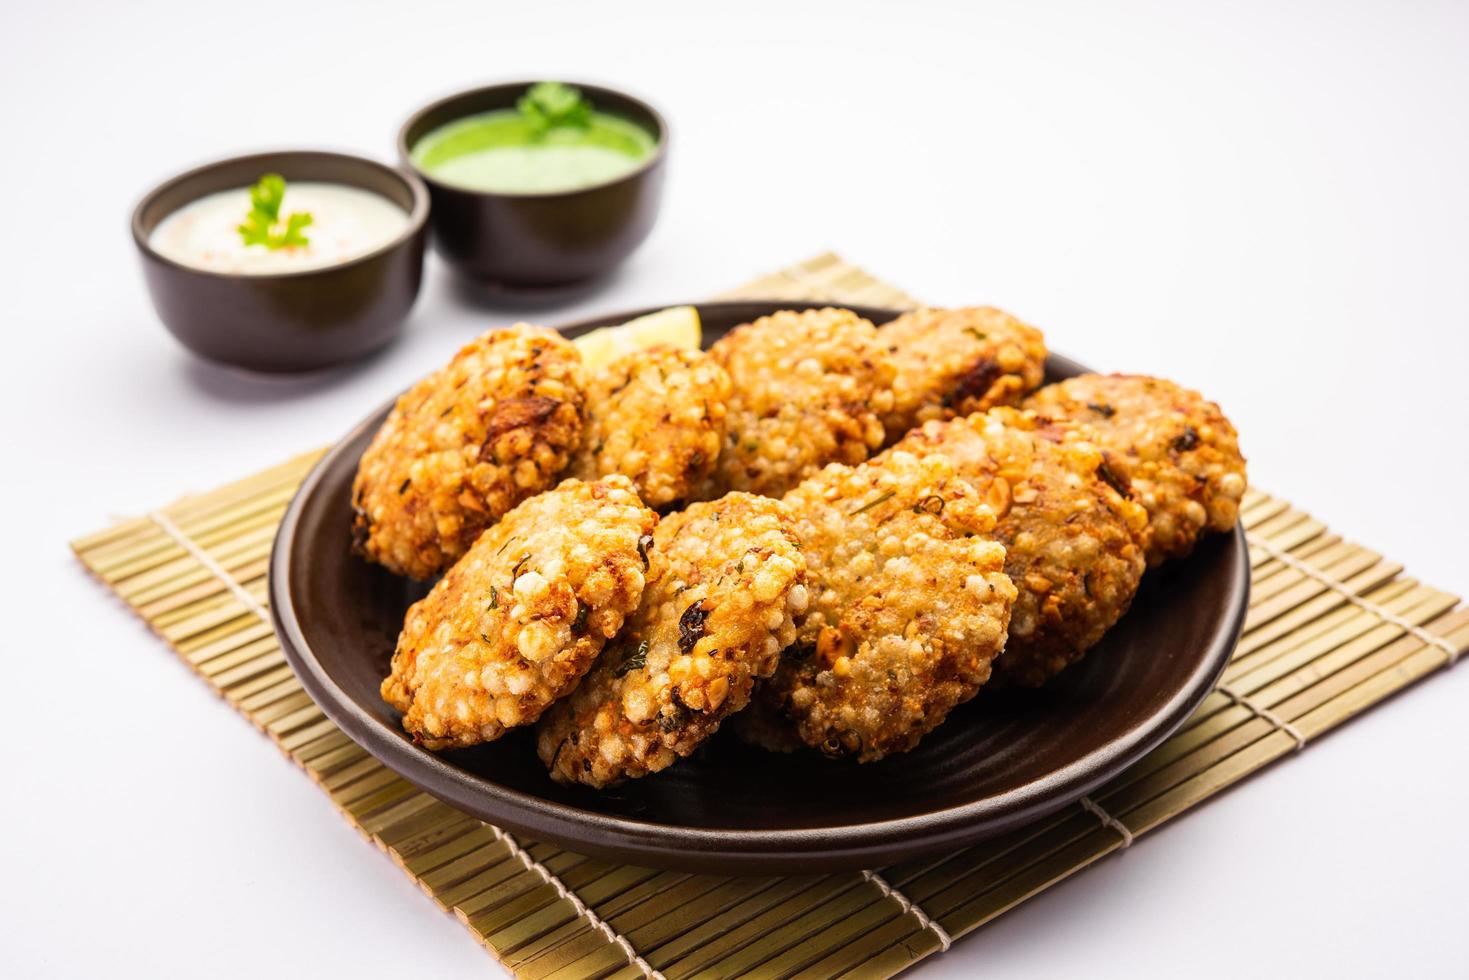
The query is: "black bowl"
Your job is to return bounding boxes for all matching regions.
[270,301,1248,873]
[133,150,429,374]
[399,81,668,290]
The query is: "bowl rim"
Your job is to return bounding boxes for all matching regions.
[396,78,670,201]
[130,148,431,283]
[267,299,1250,871]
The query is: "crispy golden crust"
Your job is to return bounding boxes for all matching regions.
[352,324,586,580]
[537,494,806,787]
[706,308,896,497]
[738,451,1017,762]
[382,476,657,750]
[879,307,1048,441]
[891,408,1148,686]
[1024,374,1247,565]
[570,347,731,508]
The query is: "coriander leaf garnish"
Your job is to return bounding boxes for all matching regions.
[851,490,895,515]
[614,639,649,677]
[237,173,313,250]
[518,81,593,136]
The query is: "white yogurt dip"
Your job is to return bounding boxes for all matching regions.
[150,182,409,275]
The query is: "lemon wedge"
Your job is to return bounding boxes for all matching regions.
[573,305,702,371]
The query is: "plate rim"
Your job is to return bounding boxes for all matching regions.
[269,299,1249,873]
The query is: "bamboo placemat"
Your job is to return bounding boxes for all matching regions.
[73,252,1468,980]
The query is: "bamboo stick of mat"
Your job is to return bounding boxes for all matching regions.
[72,253,1467,980]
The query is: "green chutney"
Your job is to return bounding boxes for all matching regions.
[411,110,657,194]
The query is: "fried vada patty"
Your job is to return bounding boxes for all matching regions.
[880,306,1048,440]
[738,450,1017,762]
[706,308,896,498]
[570,346,731,508]
[353,324,586,580]
[1024,374,1246,565]
[383,476,656,749]
[537,493,806,787]
[891,407,1148,686]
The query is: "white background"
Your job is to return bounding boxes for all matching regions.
[4,1,1467,976]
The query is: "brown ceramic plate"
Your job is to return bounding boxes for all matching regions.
[270,301,1247,874]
